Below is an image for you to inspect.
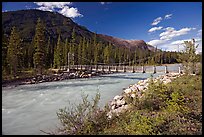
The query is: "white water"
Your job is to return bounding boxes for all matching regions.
[2,64,181,135]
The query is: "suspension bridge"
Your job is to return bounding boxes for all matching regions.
[58,52,184,74]
[59,64,182,74]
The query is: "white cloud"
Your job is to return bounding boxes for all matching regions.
[151,17,162,26]
[59,6,83,18]
[154,38,202,53]
[171,38,201,45]
[159,27,195,40]
[197,29,202,36]
[100,2,111,5]
[147,39,167,46]
[37,6,53,12]
[148,26,163,33]
[164,14,172,19]
[34,2,72,9]
[34,2,83,18]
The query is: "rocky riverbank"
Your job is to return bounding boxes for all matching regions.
[107,72,185,119]
[2,70,113,88]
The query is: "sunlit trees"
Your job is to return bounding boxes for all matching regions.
[180,39,199,74]
[33,18,47,74]
[7,26,22,77]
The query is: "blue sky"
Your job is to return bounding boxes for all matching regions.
[2,2,202,53]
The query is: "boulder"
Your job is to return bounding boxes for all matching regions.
[116,99,126,107]
[131,94,136,98]
[124,88,132,94]
[114,95,123,100]
[137,85,144,91]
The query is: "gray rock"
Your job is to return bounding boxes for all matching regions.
[114,95,123,100]
[116,99,126,107]
[124,88,132,94]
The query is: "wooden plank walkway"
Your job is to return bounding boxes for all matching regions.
[59,65,183,74]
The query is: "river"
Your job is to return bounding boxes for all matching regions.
[2,64,181,135]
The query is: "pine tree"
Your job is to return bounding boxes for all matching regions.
[81,37,86,65]
[64,38,69,66]
[53,35,63,68]
[78,38,83,65]
[53,45,59,69]
[7,26,21,77]
[86,39,91,65]
[58,35,64,66]
[94,43,99,65]
[28,39,35,68]
[2,33,8,74]
[180,39,199,74]
[104,45,110,64]
[46,36,51,68]
[33,18,47,74]
[70,28,76,65]
[92,33,97,64]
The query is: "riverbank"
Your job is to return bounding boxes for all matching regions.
[107,72,185,118]
[55,72,202,135]
[2,70,113,88]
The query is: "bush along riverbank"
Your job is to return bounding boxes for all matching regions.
[51,72,202,135]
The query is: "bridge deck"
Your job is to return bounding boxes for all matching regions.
[59,65,184,74]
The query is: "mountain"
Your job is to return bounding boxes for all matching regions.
[2,9,156,51]
[2,9,99,43]
[98,34,156,51]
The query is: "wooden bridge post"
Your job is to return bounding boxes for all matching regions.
[132,66,135,73]
[115,66,118,72]
[153,66,156,74]
[165,65,169,73]
[178,66,181,74]
[90,65,92,72]
[95,65,98,72]
[67,65,70,72]
[108,66,111,72]
[123,66,126,72]
[102,65,104,72]
[142,66,145,73]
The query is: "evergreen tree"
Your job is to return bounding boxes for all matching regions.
[94,43,100,65]
[33,18,47,74]
[134,49,137,65]
[86,39,91,65]
[104,45,110,64]
[92,33,97,64]
[77,38,83,65]
[70,28,76,65]
[46,36,51,68]
[2,33,8,74]
[81,37,86,65]
[180,39,199,74]
[7,26,21,77]
[53,45,59,68]
[118,47,122,65]
[64,38,69,66]
[53,35,63,68]
[28,39,35,68]
[58,35,64,66]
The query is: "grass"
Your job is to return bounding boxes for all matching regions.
[46,73,202,135]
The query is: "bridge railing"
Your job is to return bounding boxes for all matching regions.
[59,64,184,74]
